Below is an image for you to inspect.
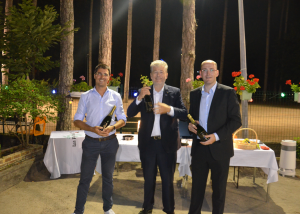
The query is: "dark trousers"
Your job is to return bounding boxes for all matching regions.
[140,138,177,214]
[74,137,119,214]
[189,145,230,214]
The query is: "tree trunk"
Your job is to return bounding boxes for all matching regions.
[1,0,13,85]
[56,0,74,131]
[263,0,271,101]
[180,0,196,109]
[88,0,93,86]
[123,0,133,103]
[32,0,37,6]
[219,0,228,84]
[153,0,161,61]
[98,0,113,68]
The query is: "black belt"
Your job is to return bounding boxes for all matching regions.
[151,135,161,140]
[86,134,116,142]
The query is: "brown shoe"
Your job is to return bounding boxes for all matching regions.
[138,209,152,214]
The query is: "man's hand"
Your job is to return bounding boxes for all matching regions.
[92,126,113,137]
[200,134,216,146]
[153,102,171,115]
[188,121,199,134]
[137,86,151,101]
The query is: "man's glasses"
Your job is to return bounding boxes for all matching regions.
[95,72,109,77]
[201,69,217,74]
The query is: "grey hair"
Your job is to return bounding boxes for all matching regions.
[150,60,168,73]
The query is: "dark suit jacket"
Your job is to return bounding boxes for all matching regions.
[127,84,187,153]
[189,83,242,160]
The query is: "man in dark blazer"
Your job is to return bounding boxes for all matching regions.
[188,60,242,214]
[127,60,187,214]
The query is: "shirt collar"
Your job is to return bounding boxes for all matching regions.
[201,82,218,95]
[153,86,164,95]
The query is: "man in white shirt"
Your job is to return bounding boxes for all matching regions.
[127,60,187,214]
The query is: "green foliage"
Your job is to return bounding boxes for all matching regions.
[0,77,64,147]
[191,79,204,89]
[290,84,300,92]
[71,76,92,92]
[140,75,153,87]
[0,0,76,79]
[71,81,92,92]
[286,81,300,93]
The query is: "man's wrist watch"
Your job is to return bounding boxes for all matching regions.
[113,125,116,130]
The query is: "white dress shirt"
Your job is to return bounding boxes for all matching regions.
[199,82,220,141]
[136,86,174,137]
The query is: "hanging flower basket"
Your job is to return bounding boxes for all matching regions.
[108,86,119,92]
[240,91,252,101]
[294,92,299,102]
[70,92,85,98]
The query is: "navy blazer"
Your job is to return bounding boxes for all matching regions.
[189,83,242,160]
[127,84,187,153]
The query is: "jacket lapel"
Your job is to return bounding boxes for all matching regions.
[195,87,202,121]
[162,84,169,104]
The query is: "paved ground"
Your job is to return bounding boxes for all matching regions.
[0,158,299,214]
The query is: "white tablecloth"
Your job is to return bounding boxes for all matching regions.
[44,131,191,179]
[43,132,278,184]
[178,139,279,184]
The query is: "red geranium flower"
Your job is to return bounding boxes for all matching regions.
[249,74,254,79]
[247,79,251,83]
[234,87,237,91]
[196,75,201,80]
[285,80,291,85]
[118,72,123,77]
[109,77,112,81]
[249,81,255,86]
[240,86,245,90]
[253,78,259,83]
[111,74,113,77]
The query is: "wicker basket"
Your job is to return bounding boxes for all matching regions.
[233,128,258,150]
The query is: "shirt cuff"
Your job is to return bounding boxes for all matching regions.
[136,97,142,105]
[167,106,174,117]
[213,133,220,141]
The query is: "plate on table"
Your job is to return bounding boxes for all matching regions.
[123,135,134,141]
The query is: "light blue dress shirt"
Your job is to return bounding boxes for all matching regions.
[74,87,127,138]
[199,82,220,141]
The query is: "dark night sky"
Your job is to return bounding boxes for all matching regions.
[11,0,300,92]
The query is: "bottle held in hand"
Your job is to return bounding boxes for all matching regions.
[100,105,116,130]
[144,95,153,113]
[187,114,210,141]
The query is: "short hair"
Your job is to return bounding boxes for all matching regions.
[94,63,111,75]
[201,60,218,69]
[150,60,168,73]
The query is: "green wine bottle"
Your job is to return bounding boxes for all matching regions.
[144,95,153,113]
[187,114,210,141]
[100,105,116,129]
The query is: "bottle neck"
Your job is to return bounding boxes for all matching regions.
[108,106,116,116]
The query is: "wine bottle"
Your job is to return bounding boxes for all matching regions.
[144,95,153,113]
[100,105,116,129]
[187,114,210,141]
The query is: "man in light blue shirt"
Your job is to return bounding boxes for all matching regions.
[188,60,241,214]
[72,63,126,214]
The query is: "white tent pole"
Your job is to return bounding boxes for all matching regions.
[238,0,248,136]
